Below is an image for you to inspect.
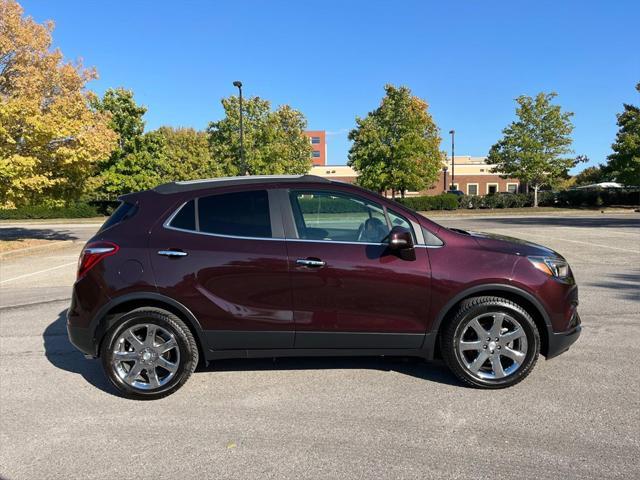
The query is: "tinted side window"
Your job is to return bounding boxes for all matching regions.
[198,190,271,238]
[170,200,196,230]
[99,201,137,232]
[290,190,389,243]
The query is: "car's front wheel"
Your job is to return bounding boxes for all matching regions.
[101,307,199,400]
[441,296,540,388]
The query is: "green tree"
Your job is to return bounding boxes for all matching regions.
[348,84,442,198]
[155,126,219,181]
[603,82,640,186]
[0,0,116,207]
[487,92,578,207]
[88,88,170,197]
[90,130,170,196]
[207,96,312,176]
[90,87,147,167]
[573,164,605,186]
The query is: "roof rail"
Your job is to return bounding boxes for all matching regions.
[154,174,331,194]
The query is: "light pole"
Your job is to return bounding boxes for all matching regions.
[442,166,448,193]
[449,129,455,190]
[233,81,245,174]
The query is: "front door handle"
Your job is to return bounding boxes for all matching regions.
[158,249,188,257]
[296,258,326,268]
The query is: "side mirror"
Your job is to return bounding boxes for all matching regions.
[387,226,414,250]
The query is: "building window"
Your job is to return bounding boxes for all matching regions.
[467,184,479,196]
[487,183,498,194]
[311,136,321,144]
[312,151,321,158]
[507,183,518,194]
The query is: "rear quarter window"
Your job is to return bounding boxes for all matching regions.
[99,201,138,232]
[169,200,196,230]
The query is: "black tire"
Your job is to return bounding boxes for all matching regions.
[100,307,199,400]
[441,296,540,389]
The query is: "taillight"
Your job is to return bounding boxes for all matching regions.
[77,241,119,279]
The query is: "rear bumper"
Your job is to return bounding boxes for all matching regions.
[546,313,581,359]
[67,322,97,357]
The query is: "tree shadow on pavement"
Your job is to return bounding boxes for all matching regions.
[588,272,640,302]
[43,309,118,396]
[466,216,640,229]
[0,227,79,241]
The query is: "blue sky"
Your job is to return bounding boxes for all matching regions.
[21,0,639,172]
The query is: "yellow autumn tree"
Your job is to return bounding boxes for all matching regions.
[0,0,117,207]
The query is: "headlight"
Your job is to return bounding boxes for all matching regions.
[528,256,571,279]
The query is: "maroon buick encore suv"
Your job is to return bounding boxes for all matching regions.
[67,175,581,399]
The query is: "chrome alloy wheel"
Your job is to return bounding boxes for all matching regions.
[456,312,528,380]
[111,324,180,390]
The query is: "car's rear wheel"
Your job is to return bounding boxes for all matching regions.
[101,308,198,400]
[441,296,540,388]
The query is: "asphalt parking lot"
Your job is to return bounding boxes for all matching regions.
[1,213,639,480]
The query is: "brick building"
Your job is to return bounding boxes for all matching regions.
[424,156,520,196]
[309,165,357,183]
[310,156,520,196]
[303,130,327,166]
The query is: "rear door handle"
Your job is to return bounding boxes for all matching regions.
[158,249,188,257]
[296,258,326,268]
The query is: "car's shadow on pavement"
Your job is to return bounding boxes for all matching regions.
[199,356,463,386]
[43,309,118,396]
[44,309,463,395]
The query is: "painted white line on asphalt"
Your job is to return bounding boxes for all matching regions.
[520,233,640,253]
[550,227,640,238]
[0,261,76,285]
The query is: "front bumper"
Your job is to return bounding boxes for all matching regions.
[546,313,581,359]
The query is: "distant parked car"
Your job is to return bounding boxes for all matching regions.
[68,175,581,399]
[447,189,465,196]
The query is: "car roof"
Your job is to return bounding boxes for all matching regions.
[153,174,332,194]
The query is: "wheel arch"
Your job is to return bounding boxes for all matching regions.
[430,284,551,358]
[91,292,208,362]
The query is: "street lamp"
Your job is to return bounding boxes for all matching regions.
[442,166,448,193]
[232,81,245,174]
[449,129,455,190]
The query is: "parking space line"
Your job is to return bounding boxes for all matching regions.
[519,233,640,253]
[0,261,77,285]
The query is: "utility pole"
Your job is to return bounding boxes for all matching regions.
[233,81,245,174]
[443,166,448,192]
[449,129,455,190]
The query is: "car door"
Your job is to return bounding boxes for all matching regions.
[149,188,294,350]
[281,187,432,349]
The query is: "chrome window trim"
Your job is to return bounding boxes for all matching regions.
[163,200,282,241]
[163,200,444,247]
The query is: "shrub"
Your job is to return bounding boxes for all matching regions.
[87,200,121,216]
[298,196,361,214]
[0,203,100,220]
[395,194,459,211]
[458,193,533,209]
[555,188,639,207]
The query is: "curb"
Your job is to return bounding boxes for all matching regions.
[0,240,76,260]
